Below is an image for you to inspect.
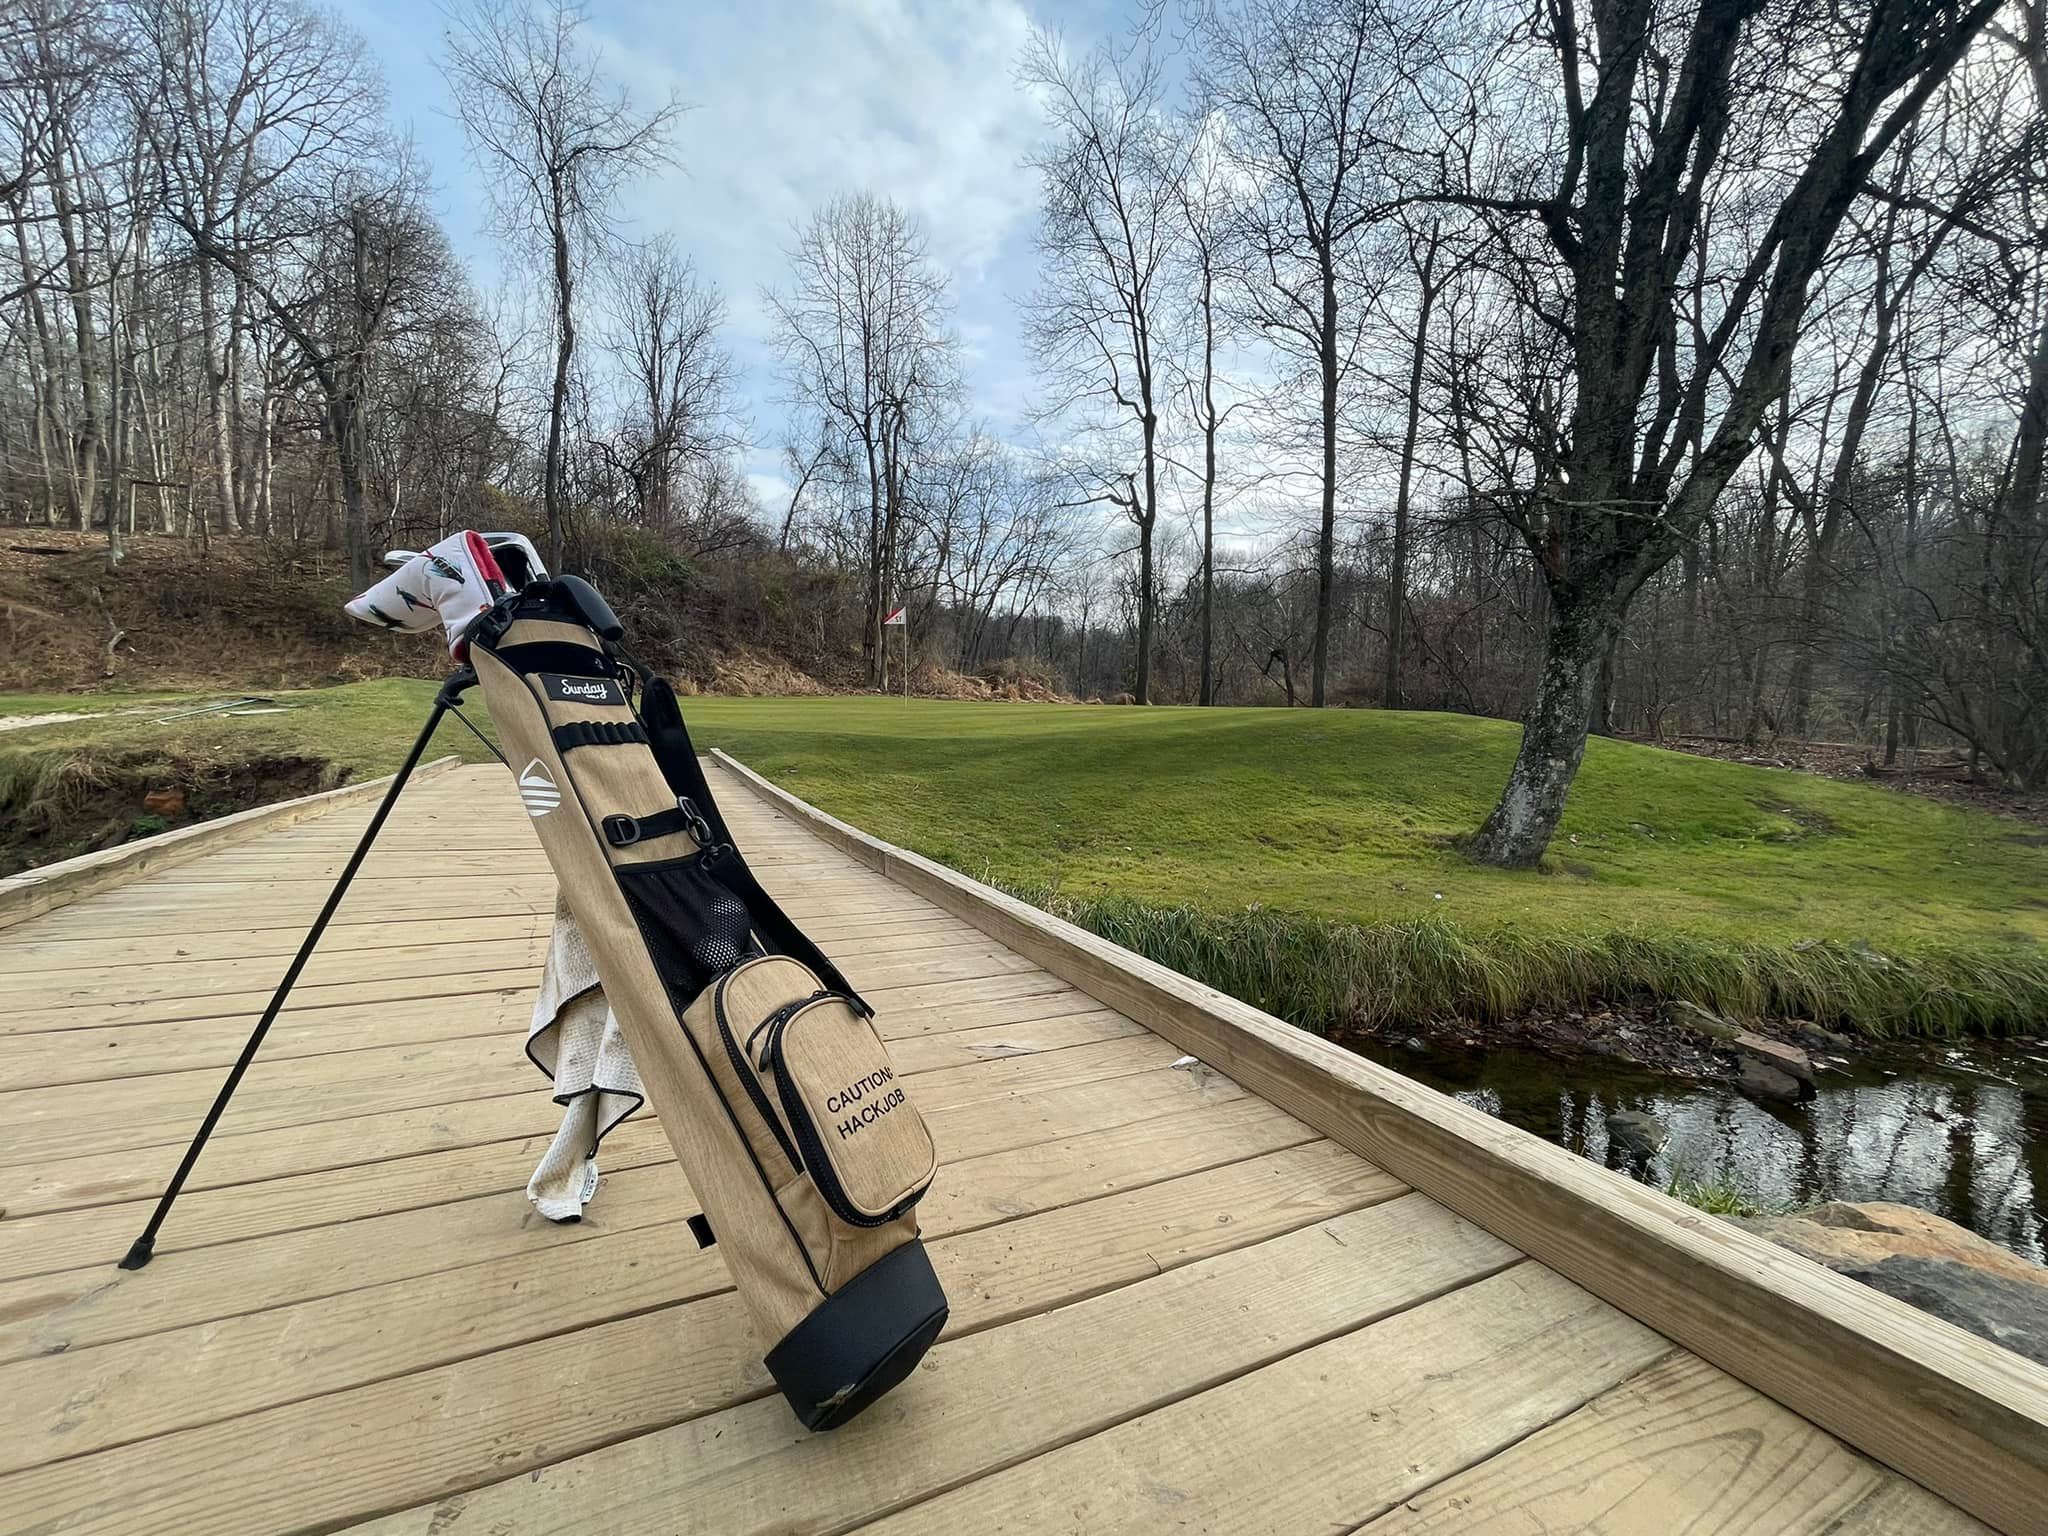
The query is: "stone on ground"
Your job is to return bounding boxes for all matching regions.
[1733,1029,1814,1084]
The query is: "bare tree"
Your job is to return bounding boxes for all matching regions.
[1193,0,1429,707]
[598,234,736,530]
[137,0,375,536]
[1378,213,1460,707]
[1166,111,1244,706]
[1422,0,2007,865]
[767,192,955,689]
[1020,26,1184,704]
[439,0,679,570]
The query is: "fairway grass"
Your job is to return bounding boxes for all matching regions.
[681,697,2048,1036]
[6,685,2040,1034]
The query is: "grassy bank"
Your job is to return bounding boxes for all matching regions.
[679,698,2048,1037]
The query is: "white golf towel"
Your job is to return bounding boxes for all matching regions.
[524,896,645,1221]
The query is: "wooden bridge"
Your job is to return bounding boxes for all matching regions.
[1,756,2044,1535]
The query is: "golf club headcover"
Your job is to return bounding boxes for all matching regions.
[344,530,510,656]
[467,578,947,1431]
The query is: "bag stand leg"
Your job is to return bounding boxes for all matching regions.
[115,668,481,1272]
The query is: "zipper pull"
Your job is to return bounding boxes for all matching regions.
[747,992,828,1068]
[754,989,835,1071]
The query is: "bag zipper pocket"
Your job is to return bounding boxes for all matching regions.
[755,998,933,1228]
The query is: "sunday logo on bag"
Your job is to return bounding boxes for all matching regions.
[540,673,625,707]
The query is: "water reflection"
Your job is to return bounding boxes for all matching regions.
[1351,1035,2048,1263]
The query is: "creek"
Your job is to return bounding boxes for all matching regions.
[1354,1033,2048,1263]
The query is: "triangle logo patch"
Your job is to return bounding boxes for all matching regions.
[519,759,561,818]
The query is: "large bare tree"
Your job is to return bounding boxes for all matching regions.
[439,0,678,571]
[1020,26,1184,704]
[1425,0,2008,865]
[1193,0,1431,707]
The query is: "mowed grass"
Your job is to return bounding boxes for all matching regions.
[8,683,2041,1035]
[680,698,2048,1036]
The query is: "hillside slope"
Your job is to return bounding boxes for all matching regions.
[0,532,855,695]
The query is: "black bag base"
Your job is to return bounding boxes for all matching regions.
[765,1238,949,1431]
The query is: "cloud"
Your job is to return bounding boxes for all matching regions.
[340,0,1082,488]
[578,0,1055,477]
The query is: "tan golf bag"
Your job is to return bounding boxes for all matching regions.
[467,575,945,1430]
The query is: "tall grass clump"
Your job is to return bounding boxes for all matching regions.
[1000,882,2048,1040]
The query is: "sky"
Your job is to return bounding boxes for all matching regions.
[333,0,1142,517]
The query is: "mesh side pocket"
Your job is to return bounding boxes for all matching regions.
[617,854,760,1005]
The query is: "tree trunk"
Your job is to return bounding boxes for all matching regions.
[544,179,575,573]
[1198,268,1218,708]
[1470,586,1619,867]
[878,413,906,692]
[1384,241,1437,708]
[12,198,74,526]
[1310,252,1338,707]
[1135,508,1154,704]
[1137,403,1159,704]
[196,259,240,535]
[49,136,101,535]
[863,433,884,688]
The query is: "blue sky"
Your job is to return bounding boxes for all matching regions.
[334,0,1140,511]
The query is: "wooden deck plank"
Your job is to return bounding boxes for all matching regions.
[854,1267,1675,1536]
[0,911,556,973]
[1354,1350,1992,1535]
[348,1194,1519,1536]
[0,990,537,1090]
[0,1035,538,1164]
[1,1092,1313,1365]
[0,1142,1399,1536]
[0,1035,1220,1278]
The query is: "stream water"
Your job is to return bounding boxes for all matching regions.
[1352,1034,2048,1263]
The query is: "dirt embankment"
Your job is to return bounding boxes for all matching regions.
[0,531,1074,704]
[0,533,450,693]
[0,750,338,877]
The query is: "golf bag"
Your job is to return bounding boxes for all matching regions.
[467,575,947,1430]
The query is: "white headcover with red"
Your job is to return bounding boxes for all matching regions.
[344,530,511,658]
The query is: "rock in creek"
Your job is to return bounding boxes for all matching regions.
[1735,1055,1804,1103]
[1605,1110,1668,1159]
[1732,1202,2048,1366]
[1733,1029,1815,1084]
